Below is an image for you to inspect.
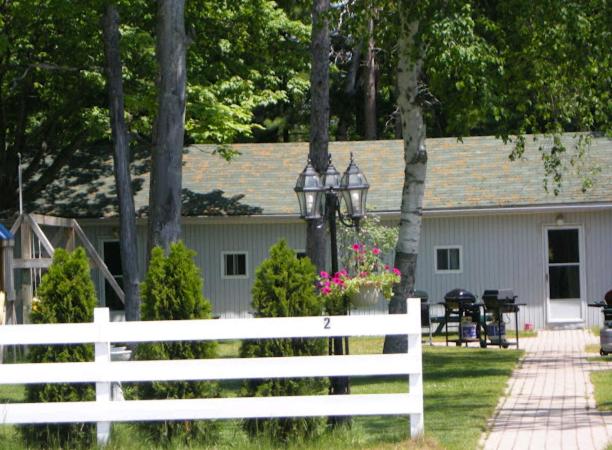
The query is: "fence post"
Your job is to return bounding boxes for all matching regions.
[406,297,424,437]
[94,307,111,446]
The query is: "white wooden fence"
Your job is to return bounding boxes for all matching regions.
[0,298,423,445]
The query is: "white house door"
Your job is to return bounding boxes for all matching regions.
[545,227,584,323]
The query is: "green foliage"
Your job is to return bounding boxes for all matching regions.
[135,242,219,445]
[337,214,398,268]
[240,240,327,443]
[20,247,97,448]
[0,0,310,216]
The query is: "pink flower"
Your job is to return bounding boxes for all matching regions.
[324,281,331,288]
[372,247,381,255]
[322,287,331,295]
[352,243,360,251]
[384,264,390,270]
[320,271,329,278]
[332,277,344,285]
[359,271,368,277]
[392,268,401,276]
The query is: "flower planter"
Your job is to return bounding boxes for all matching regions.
[350,284,381,307]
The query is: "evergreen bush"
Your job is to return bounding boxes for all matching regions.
[20,247,97,448]
[135,241,219,445]
[240,239,327,443]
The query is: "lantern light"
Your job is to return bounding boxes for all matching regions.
[340,153,369,220]
[294,158,324,219]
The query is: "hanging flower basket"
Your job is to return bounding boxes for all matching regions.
[350,284,381,307]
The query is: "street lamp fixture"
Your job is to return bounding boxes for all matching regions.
[294,158,324,220]
[294,152,369,420]
[294,153,369,229]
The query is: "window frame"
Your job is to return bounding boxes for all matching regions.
[434,245,463,274]
[221,251,249,279]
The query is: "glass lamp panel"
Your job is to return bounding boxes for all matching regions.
[350,190,362,215]
[296,191,307,217]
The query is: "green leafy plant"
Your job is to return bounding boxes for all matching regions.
[240,240,327,443]
[135,241,218,445]
[318,243,400,310]
[20,247,97,449]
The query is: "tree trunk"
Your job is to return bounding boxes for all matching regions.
[147,0,186,255]
[383,10,426,354]
[335,47,360,141]
[306,0,330,273]
[364,14,377,140]
[102,4,141,321]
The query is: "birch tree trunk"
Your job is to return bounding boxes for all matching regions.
[102,4,141,321]
[383,8,426,354]
[147,0,186,255]
[306,0,330,272]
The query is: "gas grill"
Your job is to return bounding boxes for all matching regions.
[481,289,522,349]
[588,290,612,356]
[441,289,482,347]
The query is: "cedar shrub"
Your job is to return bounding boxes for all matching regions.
[20,247,97,448]
[240,239,327,443]
[135,241,219,445]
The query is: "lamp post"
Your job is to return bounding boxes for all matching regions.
[294,153,369,419]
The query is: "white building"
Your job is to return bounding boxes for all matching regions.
[31,133,612,329]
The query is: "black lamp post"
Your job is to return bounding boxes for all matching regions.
[294,153,369,417]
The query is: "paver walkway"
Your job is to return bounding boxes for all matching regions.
[482,330,612,450]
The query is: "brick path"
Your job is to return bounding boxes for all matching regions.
[482,330,612,450]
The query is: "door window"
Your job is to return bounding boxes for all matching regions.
[547,229,580,300]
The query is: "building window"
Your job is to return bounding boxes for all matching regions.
[435,246,462,273]
[102,240,124,310]
[222,252,248,278]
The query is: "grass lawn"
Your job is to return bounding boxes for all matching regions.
[0,338,521,450]
[591,370,612,412]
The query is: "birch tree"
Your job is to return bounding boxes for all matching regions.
[383,0,610,352]
[383,3,425,354]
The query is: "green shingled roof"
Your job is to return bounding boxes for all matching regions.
[182,134,611,215]
[33,134,612,218]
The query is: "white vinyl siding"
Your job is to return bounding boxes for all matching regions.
[79,209,612,328]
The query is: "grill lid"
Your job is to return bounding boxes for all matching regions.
[444,288,476,303]
[482,289,516,302]
[605,290,612,306]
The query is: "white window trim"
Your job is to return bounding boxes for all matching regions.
[434,245,463,274]
[221,251,249,279]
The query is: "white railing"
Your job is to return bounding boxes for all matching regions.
[0,298,423,445]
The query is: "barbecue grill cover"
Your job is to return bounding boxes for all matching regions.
[605,290,612,306]
[444,289,476,302]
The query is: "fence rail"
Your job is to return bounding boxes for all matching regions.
[0,297,424,445]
